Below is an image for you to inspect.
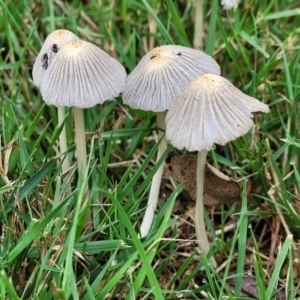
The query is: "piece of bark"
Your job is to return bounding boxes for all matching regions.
[171,155,241,206]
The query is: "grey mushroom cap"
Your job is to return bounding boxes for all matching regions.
[32,29,78,88]
[166,74,270,152]
[123,45,221,112]
[40,39,127,108]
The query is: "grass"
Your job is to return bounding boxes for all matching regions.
[0,0,299,299]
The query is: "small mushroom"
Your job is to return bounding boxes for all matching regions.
[166,74,269,266]
[32,29,79,175]
[219,0,239,10]
[40,39,126,175]
[123,45,221,238]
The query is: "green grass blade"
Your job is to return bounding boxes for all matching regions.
[7,196,70,263]
[165,0,189,46]
[0,270,20,300]
[266,234,293,299]
[141,0,174,44]
[110,187,183,299]
[95,252,138,299]
[234,183,248,296]
[18,159,56,202]
[205,0,218,55]
[127,185,182,299]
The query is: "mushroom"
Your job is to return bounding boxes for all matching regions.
[40,39,126,175]
[32,29,78,174]
[165,73,269,266]
[220,0,240,10]
[123,45,220,237]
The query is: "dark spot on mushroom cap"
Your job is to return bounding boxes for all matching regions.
[42,53,48,70]
[52,44,58,53]
[150,55,156,60]
[177,52,182,56]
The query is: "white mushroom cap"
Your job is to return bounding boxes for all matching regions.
[220,0,239,10]
[123,45,221,112]
[32,29,78,88]
[166,74,270,152]
[40,39,127,108]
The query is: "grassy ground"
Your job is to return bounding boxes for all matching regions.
[0,0,299,299]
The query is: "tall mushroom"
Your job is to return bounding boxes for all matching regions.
[32,29,78,174]
[123,45,220,237]
[40,39,126,176]
[166,74,269,266]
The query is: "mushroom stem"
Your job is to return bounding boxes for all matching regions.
[58,107,70,173]
[193,0,204,50]
[73,107,87,175]
[140,112,168,237]
[195,150,217,267]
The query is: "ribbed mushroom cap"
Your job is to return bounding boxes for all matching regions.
[40,39,127,108]
[123,45,221,112]
[166,74,269,151]
[32,29,78,88]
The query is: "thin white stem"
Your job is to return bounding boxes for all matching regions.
[58,107,70,173]
[193,0,204,49]
[73,107,87,176]
[73,107,92,225]
[195,150,217,267]
[140,112,168,238]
